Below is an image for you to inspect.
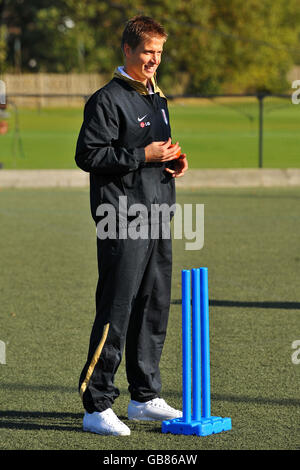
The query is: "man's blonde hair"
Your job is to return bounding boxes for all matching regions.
[121,15,168,51]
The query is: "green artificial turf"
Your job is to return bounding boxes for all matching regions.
[0,187,299,450]
[0,97,299,169]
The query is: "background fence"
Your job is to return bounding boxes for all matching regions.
[0,90,299,170]
[1,73,108,107]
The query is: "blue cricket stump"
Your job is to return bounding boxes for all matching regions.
[162,268,232,436]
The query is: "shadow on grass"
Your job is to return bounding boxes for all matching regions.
[171,299,300,310]
[1,383,75,393]
[0,410,83,432]
[1,391,298,434]
[182,191,300,201]
[212,394,300,408]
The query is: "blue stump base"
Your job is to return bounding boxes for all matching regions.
[162,416,232,437]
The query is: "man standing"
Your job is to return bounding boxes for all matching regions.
[75,15,188,436]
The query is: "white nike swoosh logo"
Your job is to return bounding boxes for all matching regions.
[137,114,148,122]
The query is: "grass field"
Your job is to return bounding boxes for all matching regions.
[0,187,299,451]
[0,97,299,169]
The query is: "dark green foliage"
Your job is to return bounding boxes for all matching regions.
[1,0,300,93]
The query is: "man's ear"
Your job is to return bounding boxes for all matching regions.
[123,43,132,58]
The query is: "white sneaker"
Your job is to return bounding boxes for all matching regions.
[128,398,182,421]
[83,408,131,436]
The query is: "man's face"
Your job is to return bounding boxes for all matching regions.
[123,36,165,85]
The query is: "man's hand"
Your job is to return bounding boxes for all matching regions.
[165,154,188,178]
[145,137,181,162]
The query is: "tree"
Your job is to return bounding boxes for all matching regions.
[208,0,300,93]
[1,0,300,93]
[0,0,8,73]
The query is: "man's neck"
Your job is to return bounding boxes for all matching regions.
[119,66,153,92]
[123,66,147,86]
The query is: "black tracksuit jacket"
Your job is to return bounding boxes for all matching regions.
[75,75,175,412]
[75,76,175,221]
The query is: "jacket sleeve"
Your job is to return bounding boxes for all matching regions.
[75,90,145,175]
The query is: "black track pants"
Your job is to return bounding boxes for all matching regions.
[78,234,172,413]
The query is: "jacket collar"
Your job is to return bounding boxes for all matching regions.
[113,68,167,99]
